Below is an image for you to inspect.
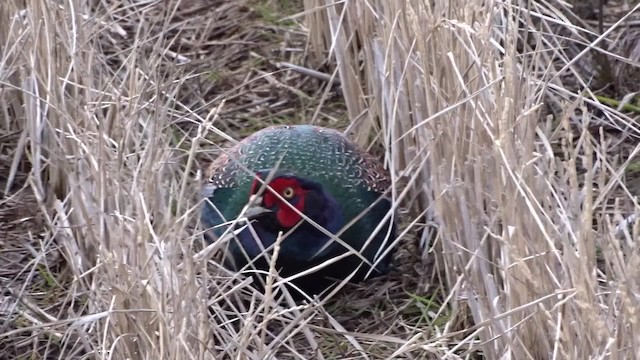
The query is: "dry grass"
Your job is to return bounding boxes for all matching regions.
[2,0,640,358]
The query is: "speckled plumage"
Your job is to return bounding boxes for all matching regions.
[201,124,396,297]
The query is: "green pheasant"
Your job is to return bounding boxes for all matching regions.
[201,124,396,297]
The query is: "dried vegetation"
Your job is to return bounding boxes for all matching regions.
[2,0,640,358]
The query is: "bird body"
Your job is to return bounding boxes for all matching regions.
[201,125,396,298]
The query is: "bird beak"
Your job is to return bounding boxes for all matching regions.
[244,194,272,220]
[245,205,271,220]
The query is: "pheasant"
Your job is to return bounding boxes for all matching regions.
[201,125,396,298]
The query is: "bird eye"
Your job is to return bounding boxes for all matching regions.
[282,186,295,199]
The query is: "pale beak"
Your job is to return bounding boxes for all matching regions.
[244,205,272,220]
[243,194,272,220]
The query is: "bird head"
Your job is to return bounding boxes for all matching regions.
[245,170,325,229]
[239,170,344,261]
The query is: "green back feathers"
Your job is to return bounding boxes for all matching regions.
[202,125,392,233]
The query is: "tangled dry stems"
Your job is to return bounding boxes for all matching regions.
[1,0,640,359]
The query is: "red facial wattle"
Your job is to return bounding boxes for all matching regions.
[250,176,307,228]
[275,197,305,227]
